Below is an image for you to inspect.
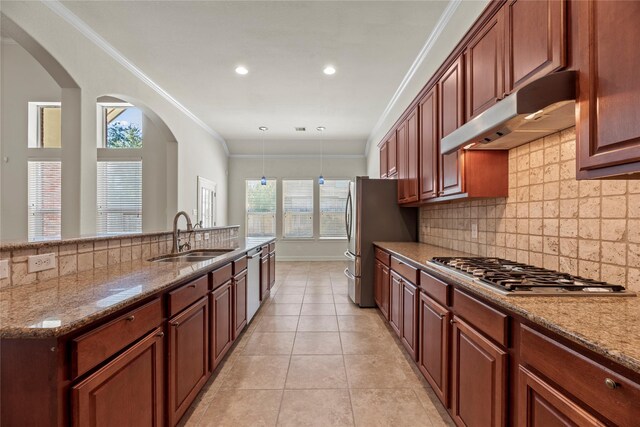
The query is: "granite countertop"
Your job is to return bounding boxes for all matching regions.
[374,241,640,375]
[0,237,274,339]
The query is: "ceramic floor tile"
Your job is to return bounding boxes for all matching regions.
[272,294,305,304]
[343,354,421,389]
[263,303,302,316]
[297,315,339,332]
[301,303,337,315]
[276,287,306,295]
[304,287,333,294]
[254,316,300,332]
[333,294,352,303]
[198,389,283,427]
[277,389,354,427]
[340,331,402,356]
[303,293,335,303]
[243,332,296,355]
[222,355,290,389]
[285,355,348,389]
[334,303,376,316]
[337,315,384,332]
[349,389,432,427]
[292,332,342,355]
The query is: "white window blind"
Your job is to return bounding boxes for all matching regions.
[28,161,61,241]
[246,180,276,237]
[97,161,142,234]
[283,180,313,238]
[320,179,350,238]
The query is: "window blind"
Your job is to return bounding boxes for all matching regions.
[97,161,142,234]
[320,179,350,238]
[246,180,276,237]
[28,161,61,241]
[283,180,313,238]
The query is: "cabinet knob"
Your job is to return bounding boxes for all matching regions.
[156,331,164,338]
[126,315,135,322]
[171,321,180,327]
[450,319,456,325]
[188,284,197,288]
[605,378,619,390]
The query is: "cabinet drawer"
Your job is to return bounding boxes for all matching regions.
[72,298,162,378]
[452,289,508,347]
[269,242,276,253]
[420,271,450,307]
[375,248,390,266]
[521,325,640,427]
[233,256,247,274]
[211,263,232,290]
[168,275,208,317]
[390,257,418,284]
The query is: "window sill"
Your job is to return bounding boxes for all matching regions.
[318,237,347,241]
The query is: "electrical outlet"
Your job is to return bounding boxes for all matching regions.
[195,233,202,241]
[28,253,56,273]
[471,223,478,239]
[204,233,210,240]
[0,259,9,279]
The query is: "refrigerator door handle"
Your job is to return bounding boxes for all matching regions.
[345,190,352,242]
[344,268,356,280]
[344,250,355,261]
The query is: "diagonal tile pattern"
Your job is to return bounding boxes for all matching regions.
[180,261,454,427]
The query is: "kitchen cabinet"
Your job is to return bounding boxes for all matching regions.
[167,297,210,426]
[269,251,276,289]
[419,86,438,201]
[379,141,388,178]
[466,11,504,120]
[397,107,419,204]
[389,271,402,337]
[418,293,450,407]
[451,315,507,427]
[260,249,269,301]
[233,269,247,339]
[210,280,233,370]
[374,259,390,320]
[400,278,419,360]
[575,0,640,179]
[504,0,566,95]
[72,328,164,427]
[396,121,408,201]
[387,134,398,178]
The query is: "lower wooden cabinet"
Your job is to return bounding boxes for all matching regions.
[451,315,507,427]
[233,270,247,339]
[210,280,233,370]
[269,252,276,288]
[400,279,418,360]
[374,259,390,320]
[167,297,210,426]
[389,271,403,336]
[260,251,269,301]
[72,327,164,427]
[517,366,605,427]
[418,293,450,407]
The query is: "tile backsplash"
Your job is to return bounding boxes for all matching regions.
[0,226,239,288]
[419,127,640,292]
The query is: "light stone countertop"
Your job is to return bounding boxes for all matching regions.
[0,237,274,339]
[374,241,640,374]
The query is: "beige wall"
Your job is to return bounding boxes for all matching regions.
[419,127,640,292]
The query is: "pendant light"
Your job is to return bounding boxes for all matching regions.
[259,126,268,185]
[317,126,326,185]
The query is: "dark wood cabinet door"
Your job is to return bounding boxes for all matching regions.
[380,142,388,178]
[233,270,247,339]
[451,316,507,427]
[387,134,398,178]
[389,271,402,337]
[466,11,504,120]
[269,252,276,288]
[210,281,233,370]
[400,279,418,361]
[576,0,640,179]
[439,56,465,197]
[404,108,419,203]
[517,366,604,427]
[504,0,566,95]
[260,255,269,301]
[72,328,164,427]
[374,259,383,309]
[418,293,450,408]
[168,297,210,427]
[396,121,408,202]
[419,86,438,201]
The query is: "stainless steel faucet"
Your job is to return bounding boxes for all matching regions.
[172,211,193,253]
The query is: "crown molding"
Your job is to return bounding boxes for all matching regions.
[41,0,229,155]
[229,154,365,159]
[363,0,462,156]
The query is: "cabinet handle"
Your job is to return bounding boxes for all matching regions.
[605,378,619,390]
[188,284,197,288]
[171,321,180,327]
[156,331,164,337]
[450,319,456,325]
[126,315,135,322]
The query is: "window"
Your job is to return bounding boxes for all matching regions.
[99,104,143,148]
[246,180,276,237]
[28,102,61,148]
[198,176,217,228]
[283,180,313,238]
[28,161,62,241]
[319,179,350,238]
[97,161,142,234]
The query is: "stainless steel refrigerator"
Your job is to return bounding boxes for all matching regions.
[344,177,417,307]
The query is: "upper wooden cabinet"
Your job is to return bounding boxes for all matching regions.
[396,122,408,201]
[379,142,388,178]
[466,11,504,120]
[576,0,640,179]
[387,134,398,178]
[419,86,438,201]
[397,107,419,204]
[439,56,465,198]
[504,0,566,95]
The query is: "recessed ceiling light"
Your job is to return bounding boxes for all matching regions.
[316,126,326,131]
[323,65,336,75]
[258,126,268,131]
[235,66,249,75]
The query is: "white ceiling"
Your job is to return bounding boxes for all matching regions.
[61,1,451,154]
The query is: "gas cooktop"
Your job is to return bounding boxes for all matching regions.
[428,257,635,296]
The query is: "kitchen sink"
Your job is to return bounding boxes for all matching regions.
[149,249,234,263]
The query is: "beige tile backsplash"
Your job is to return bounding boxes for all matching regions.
[419,127,640,291]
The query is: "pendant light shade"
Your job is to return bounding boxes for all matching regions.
[318,175,325,185]
[261,176,267,185]
[259,126,268,185]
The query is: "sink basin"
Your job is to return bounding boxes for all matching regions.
[149,249,234,263]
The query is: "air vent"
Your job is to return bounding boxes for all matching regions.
[295,127,306,132]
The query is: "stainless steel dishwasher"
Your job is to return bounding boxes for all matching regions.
[246,247,262,322]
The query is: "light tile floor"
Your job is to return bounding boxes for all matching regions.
[181,261,454,427]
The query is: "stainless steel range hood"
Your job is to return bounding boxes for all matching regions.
[440,71,576,155]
